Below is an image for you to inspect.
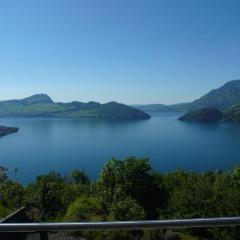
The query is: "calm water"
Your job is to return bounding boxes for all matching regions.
[1,112,240,184]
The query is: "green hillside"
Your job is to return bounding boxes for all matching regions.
[178,104,240,123]
[223,105,240,122]
[189,80,240,111]
[179,107,223,122]
[0,94,150,120]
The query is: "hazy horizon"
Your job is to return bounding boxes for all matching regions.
[0,0,240,104]
[0,91,192,105]
[0,78,239,106]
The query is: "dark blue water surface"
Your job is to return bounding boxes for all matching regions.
[1,112,240,184]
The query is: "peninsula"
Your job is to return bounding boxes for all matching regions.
[178,108,223,122]
[178,105,240,123]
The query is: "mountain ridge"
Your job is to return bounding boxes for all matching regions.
[0,94,150,120]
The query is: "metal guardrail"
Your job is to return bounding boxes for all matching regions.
[1,217,240,232]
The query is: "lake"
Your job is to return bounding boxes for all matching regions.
[1,112,240,184]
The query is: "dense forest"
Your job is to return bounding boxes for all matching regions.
[1,157,240,240]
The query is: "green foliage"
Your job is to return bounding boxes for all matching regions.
[106,198,145,240]
[24,170,91,221]
[3,158,240,239]
[0,167,24,217]
[0,203,11,218]
[177,233,200,240]
[64,196,105,221]
[24,172,67,220]
[109,197,145,220]
[167,171,215,218]
[96,157,165,218]
[70,170,90,185]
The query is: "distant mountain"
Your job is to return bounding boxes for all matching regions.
[131,104,176,112]
[135,80,240,112]
[97,102,150,119]
[21,94,54,104]
[178,107,223,122]
[188,80,240,111]
[0,94,150,120]
[0,94,53,105]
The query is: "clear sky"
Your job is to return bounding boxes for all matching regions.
[0,0,240,104]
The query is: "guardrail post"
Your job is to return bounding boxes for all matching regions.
[40,232,48,240]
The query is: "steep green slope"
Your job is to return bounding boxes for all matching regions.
[189,80,240,111]
[178,105,240,123]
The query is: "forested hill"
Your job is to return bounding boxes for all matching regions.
[0,94,150,120]
[178,105,240,123]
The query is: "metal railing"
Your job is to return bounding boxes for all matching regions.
[1,217,240,232]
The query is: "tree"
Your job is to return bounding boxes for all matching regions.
[96,157,164,218]
[64,196,106,240]
[0,166,8,182]
[64,195,105,221]
[109,197,145,221]
[70,170,90,185]
[25,172,66,220]
[0,167,24,217]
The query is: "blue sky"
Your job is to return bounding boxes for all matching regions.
[0,0,240,104]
